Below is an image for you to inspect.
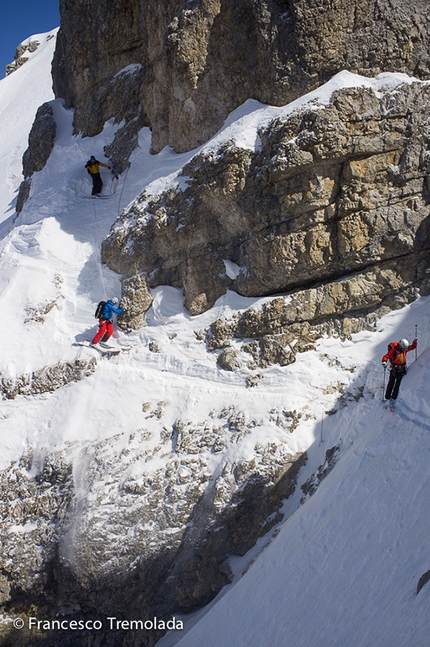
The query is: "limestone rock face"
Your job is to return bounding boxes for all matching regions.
[0,414,306,646]
[22,103,57,178]
[52,1,145,136]
[52,0,430,153]
[16,102,57,213]
[217,347,241,371]
[102,81,430,323]
[207,261,419,368]
[5,37,41,76]
[1,358,97,400]
[118,272,153,330]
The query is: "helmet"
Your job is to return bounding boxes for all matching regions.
[398,338,409,350]
[90,155,96,161]
[112,297,119,305]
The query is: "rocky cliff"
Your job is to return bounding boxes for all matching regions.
[0,407,307,647]
[4,2,430,644]
[52,0,430,154]
[102,78,430,357]
[16,102,57,213]
[5,35,54,76]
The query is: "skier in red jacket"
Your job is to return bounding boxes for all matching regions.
[381,337,417,401]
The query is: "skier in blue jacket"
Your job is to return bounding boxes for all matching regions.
[92,298,124,346]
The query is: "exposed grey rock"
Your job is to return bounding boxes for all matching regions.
[270,408,307,433]
[104,112,146,175]
[102,81,430,325]
[300,443,342,500]
[0,411,307,646]
[217,347,241,371]
[148,341,161,353]
[118,272,153,330]
[24,299,60,324]
[22,274,64,324]
[15,178,31,214]
[53,0,147,142]
[417,570,430,595]
[1,359,97,400]
[5,38,40,76]
[246,373,263,388]
[22,103,56,178]
[16,102,57,213]
[207,259,419,367]
[52,0,430,154]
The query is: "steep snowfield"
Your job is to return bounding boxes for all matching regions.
[0,30,57,224]
[168,339,430,647]
[1,30,429,647]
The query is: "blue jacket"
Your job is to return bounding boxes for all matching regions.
[101,300,124,320]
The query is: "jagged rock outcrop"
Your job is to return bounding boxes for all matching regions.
[216,347,241,371]
[118,272,153,330]
[22,103,57,178]
[417,570,430,595]
[206,260,419,367]
[0,451,74,604]
[5,37,42,76]
[52,0,430,154]
[52,0,148,169]
[300,443,342,501]
[0,407,306,646]
[16,102,57,213]
[1,359,97,400]
[102,81,430,331]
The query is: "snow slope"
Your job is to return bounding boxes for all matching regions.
[0,30,57,223]
[169,336,430,647]
[0,29,429,647]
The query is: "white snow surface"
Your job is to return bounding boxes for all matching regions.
[0,30,57,223]
[0,31,429,647]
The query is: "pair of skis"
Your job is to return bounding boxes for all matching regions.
[74,341,131,358]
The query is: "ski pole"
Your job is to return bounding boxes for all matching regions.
[415,324,418,360]
[382,365,386,401]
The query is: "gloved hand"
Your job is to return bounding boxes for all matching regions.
[382,361,387,368]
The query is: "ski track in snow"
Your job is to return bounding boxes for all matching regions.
[1,29,430,647]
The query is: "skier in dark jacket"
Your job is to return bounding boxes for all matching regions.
[85,155,111,196]
[92,298,124,346]
[382,337,417,401]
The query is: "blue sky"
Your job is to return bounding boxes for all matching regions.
[0,0,60,77]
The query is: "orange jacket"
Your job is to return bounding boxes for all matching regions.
[382,339,417,367]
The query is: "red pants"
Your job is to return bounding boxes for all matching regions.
[92,319,113,344]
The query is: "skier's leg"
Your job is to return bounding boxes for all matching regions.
[103,321,113,341]
[92,320,107,344]
[91,174,98,196]
[385,370,395,400]
[391,371,404,400]
[94,174,103,195]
